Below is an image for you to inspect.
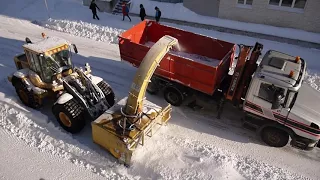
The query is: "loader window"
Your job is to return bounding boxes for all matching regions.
[27,52,41,73]
[258,83,285,103]
[40,56,56,83]
[51,50,72,67]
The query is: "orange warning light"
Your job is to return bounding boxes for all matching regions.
[289,70,294,78]
[41,33,46,39]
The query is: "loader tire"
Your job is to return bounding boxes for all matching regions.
[261,127,289,148]
[14,80,40,109]
[97,80,115,107]
[52,98,85,134]
[163,86,184,106]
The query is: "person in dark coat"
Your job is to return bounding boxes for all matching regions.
[90,0,100,20]
[155,6,161,23]
[139,4,146,21]
[122,2,131,22]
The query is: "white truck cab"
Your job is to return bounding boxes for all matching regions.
[243,50,320,150]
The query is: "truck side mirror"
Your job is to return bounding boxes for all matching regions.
[271,91,284,110]
[72,44,78,54]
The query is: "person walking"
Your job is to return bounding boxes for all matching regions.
[122,2,131,22]
[155,6,161,23]
[89,0,100,20]
[139,4,146,21]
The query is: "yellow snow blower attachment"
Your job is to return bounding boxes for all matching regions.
[91,35,179,166]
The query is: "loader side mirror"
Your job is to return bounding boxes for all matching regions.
[271,90,285,110]
[72,44,78,54]
[25,37,32,44]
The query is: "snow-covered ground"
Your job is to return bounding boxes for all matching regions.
[129,0,320,44]
[0,0,320,179]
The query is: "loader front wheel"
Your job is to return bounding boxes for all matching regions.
[163,86,184,106]
[52,98,85,134]
[97,80,115,107]
[14,80,40,109]
[261,127,289,147]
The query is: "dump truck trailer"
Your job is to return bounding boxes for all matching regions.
[118,20,235,105]
[118,20,320,151]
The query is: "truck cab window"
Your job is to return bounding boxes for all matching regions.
[258,83,285,103]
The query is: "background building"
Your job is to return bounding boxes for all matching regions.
[183,0,320,33]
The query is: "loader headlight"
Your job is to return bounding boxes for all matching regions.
[85,63,91,73]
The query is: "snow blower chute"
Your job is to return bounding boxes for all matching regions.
[91,35,179,166]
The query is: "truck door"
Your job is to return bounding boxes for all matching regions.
[250,81,289,123]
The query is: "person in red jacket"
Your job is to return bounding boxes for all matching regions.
[122,2,131,22]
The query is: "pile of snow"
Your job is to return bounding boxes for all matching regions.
[305,72,320,92]
[131,132,305,180]
[130,0,320,44]
[39,19,124,44]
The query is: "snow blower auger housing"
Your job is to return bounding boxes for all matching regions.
[7,33,115,133]
[91,35,179,166]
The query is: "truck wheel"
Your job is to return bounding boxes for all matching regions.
[163,86,184,106]
[14,80,40,108]
[261,127,289,147]
[52,98,85,134]
[147,80,159,95]
[97,80,115,107]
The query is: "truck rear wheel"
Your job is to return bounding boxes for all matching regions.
[14,80,40,109]
[97,80,115,107]
[147,77,160,95]
[52,98,85,134]
[163,86,184,106]
[261,127,289,147]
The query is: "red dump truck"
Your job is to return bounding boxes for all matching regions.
[118,20,320,150]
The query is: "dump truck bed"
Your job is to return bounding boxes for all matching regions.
[118,20,236,95]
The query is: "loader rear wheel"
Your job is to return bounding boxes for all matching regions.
[14,80,40,109]
[97,80,115,107]
[52,98,85,134]
[261,127,289,148]
[163,86,184,106]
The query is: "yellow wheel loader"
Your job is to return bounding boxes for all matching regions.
[91,35,179,166]
[8,33,115,133]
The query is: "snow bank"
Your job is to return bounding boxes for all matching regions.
[130,0,320,44]
[305,71,320,92]
[40,19,124,44]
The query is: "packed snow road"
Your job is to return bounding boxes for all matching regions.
[0,14,320,180]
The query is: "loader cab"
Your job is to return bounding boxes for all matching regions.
[244,50,305,118]
[22,36,78,85]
